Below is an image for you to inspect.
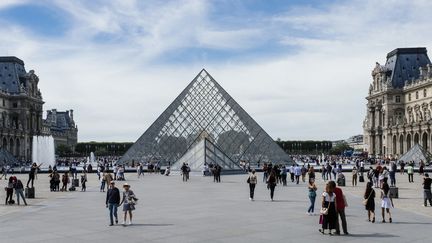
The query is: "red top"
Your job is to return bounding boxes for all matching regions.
[334,187,345,210]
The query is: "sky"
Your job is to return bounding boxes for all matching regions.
[0,0,431,142]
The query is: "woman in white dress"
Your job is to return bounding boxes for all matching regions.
[380,178,393,223]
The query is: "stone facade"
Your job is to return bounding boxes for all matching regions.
[364,47,432,158]
[0,57,44,161]
[43,109,78,151]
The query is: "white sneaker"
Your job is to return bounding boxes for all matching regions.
[249,198,252,201]
[128,221,132,225]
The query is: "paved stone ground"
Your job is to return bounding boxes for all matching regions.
[0,171,431,243]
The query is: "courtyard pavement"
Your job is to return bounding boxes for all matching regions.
[0,171,431,243]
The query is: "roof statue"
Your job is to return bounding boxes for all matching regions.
[398,143,432,165]
[118,69,292,170]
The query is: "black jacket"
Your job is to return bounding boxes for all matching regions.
[106,187,120,204]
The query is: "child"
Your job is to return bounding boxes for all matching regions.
[81,174,87,192]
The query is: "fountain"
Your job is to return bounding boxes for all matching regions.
[32,136,55,169]
[90,152,97,166]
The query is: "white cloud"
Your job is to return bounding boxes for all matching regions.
[0,0,431,142]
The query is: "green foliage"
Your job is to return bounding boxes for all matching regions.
[75,142,133,156]
[276,140,333,154]
[56,144,72,157]
[329,142,353,155]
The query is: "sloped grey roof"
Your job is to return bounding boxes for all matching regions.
[0,56,27,94]
[45,111,74,132]
[384,48,431,88]
[398,143,432,164]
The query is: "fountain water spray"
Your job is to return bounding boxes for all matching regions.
[32,136,55,169]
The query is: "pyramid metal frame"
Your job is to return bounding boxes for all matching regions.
[118,69,292,166]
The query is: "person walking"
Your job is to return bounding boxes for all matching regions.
[106,181,120,226]
[407,163,414,183]
[81,173,87,192]
[137,163,144,178]
[352,166,358,187]
[307,178,317,215]
[267,170,277,201]
[399,161,405,175]
[247,169,258,201]
[364,181,375,222]
[381,178,393,223]
[120,183,137,225]
[419,161,425,176]
[308,167,316,182]
[319,181,337,235]
[104,171,113,191]
[389,160,397,187]
[423,173,432,207]
[294,165,301,184]
[332,181,349,235]
[61,173,69,192]
[15,179,27,206]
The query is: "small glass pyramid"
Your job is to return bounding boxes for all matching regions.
[399,143,432,165]
[118,69,292,167]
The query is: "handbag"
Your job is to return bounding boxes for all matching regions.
[363,190,373,206]
[320,197,331,215]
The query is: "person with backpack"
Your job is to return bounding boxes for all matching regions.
[247,169,258,201]
[15,179,27,206]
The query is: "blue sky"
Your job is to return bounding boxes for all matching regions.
[0,0,431,142]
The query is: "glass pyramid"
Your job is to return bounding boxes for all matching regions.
[118,69,292,167]
[171,138,243,172]
[398,143,432,165]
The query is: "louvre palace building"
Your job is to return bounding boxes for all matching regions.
[0,56,45,161]
[364,47,432,159]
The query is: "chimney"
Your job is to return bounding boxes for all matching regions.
[52,109,57,124]
[70,109,74,121]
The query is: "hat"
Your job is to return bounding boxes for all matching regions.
[123,183,130,187]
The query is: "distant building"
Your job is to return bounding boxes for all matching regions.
[345,135,365,151]
[0,56,44,161]
[364,47,432,158]
[43,109,78,151]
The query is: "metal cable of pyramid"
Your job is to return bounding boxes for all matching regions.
[118,69,293,167]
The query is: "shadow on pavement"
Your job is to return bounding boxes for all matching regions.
[391,221,432,225]
[348,233,398,238]
[126,223,174,227]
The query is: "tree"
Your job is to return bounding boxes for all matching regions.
[56,144,72,157]
[329,142,353,155]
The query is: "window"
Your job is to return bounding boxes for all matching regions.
[395,95,401,103]
[424,89,427,97]
[12,102,17,108]
[416,91,419,99]
[409,93,411,101]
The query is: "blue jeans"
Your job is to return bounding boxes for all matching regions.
[100,181,106,191]
[108,203,118,224]
[308,194,316,213]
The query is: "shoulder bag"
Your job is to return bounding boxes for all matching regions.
[363,190,373,206]
[320,196,332,215]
